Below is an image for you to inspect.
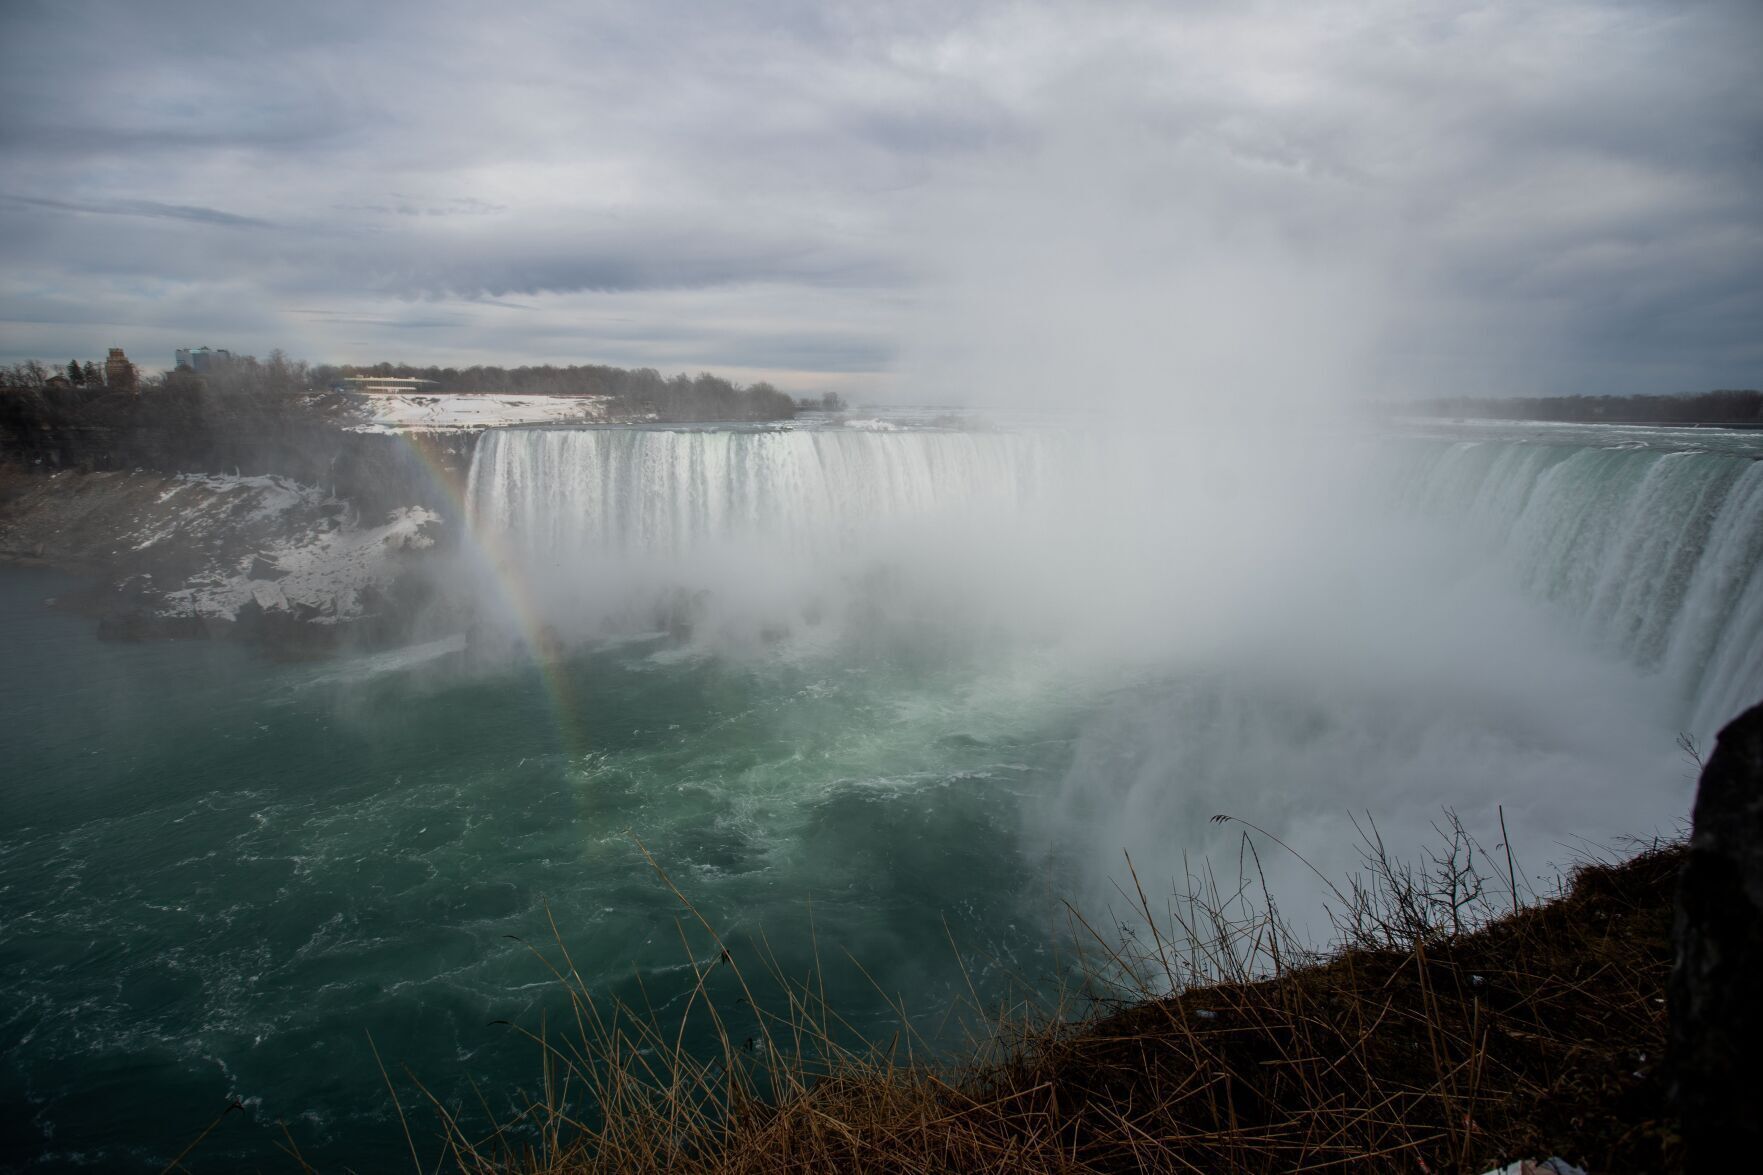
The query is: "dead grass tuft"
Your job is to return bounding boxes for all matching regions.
[401,818,1684,1174]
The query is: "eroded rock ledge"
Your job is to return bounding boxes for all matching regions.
[0,461,459,655]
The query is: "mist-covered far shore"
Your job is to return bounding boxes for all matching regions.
[1372,389,1763,428]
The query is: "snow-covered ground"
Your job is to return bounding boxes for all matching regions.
[166,502,440,622]
[347,392,614,431]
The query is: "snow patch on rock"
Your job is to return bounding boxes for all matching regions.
[130,473,324,550]
[167,505,442,622]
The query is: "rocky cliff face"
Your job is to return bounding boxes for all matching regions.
[0,389,479,654]
[0,465,457,653]
[1671,699,1763,1164]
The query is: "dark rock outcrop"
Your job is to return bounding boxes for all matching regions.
[1671,700,1763,1163]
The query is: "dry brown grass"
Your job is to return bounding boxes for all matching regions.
[393,820,1683,1175]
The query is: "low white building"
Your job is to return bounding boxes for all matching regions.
[333,375,438,395]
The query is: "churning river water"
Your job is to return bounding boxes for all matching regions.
[3,416,1761,1169]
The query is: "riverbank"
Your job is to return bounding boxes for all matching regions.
[445,833,1683,1174]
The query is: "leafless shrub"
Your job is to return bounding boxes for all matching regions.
[206,820,1682,1172]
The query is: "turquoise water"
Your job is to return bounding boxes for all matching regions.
[4,420,1761,1171]
[0,567,1084,1170]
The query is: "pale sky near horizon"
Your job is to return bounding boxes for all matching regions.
[1,0,1758,403]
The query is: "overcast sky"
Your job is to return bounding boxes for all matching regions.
[1,0,1758,402]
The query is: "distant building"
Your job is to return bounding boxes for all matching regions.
[333,375,438,394]
[104,348,138,392]
[174,346,231,373]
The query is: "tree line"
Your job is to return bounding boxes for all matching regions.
[5,352,807,423]
[1388,390,1763,425]
[2,359,104,388]
[313,361,798,421]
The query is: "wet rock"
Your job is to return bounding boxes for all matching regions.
[96,608,152,642]
[248,554,284,580]
[245,607,342,660]
[159,614,210,641]
[112,572,155,606]
[249,580,289,612]
[1670,700,1763,1164]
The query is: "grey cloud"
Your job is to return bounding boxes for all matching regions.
[333,197,510,218]
[711,334,897,374]
[0,196,899,300]
[288,310,470,330]
[2,194,273,229]
[0,0,1757,396]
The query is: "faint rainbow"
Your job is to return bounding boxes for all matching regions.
[367,425,590,761]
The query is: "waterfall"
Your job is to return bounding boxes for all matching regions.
[466,427,1057,559]
[1395,439,1763,736]
[467,424,1763,734]
[464,426,1072,646]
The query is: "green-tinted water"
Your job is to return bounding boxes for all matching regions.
[0,567,1083,1170]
